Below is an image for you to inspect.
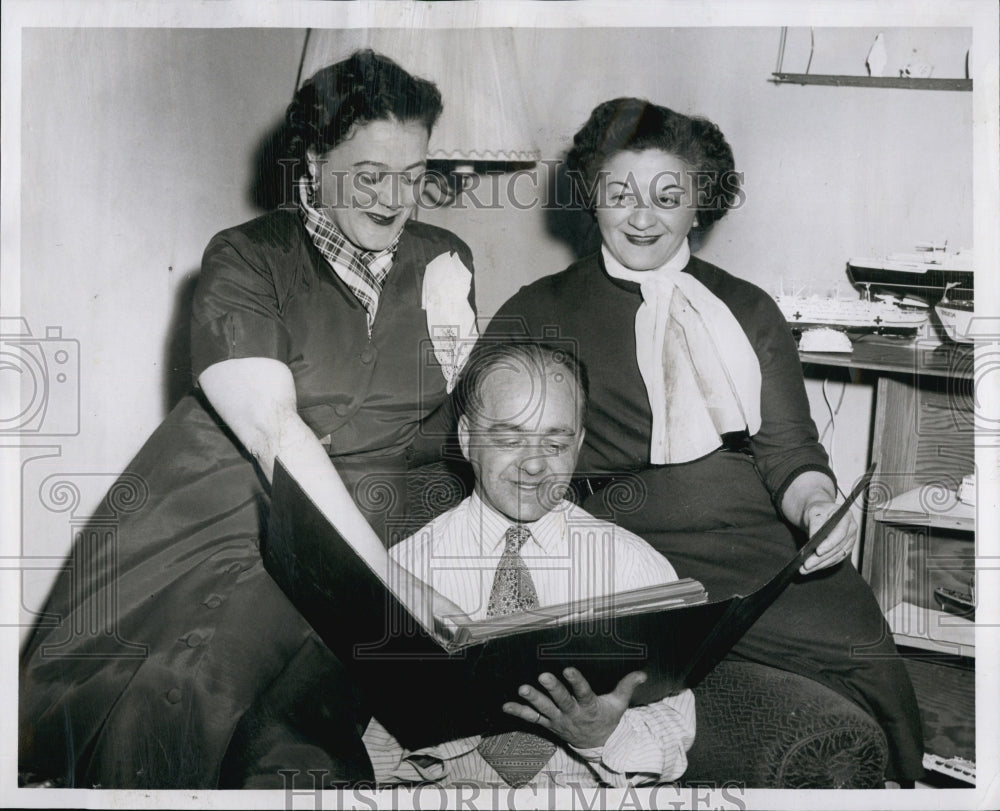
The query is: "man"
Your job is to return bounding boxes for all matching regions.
[363,342,695,788]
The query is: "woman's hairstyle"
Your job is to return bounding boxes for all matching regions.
[565,97,741,231]
[455,341,589,425]
[285,49,443,177]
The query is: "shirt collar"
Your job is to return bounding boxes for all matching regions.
[467,491,568,556]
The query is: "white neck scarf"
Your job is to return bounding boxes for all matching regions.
[602,240,762,464]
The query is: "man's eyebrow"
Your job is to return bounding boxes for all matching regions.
[479,422,577,436]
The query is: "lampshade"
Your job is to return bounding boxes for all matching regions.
[299,28,541,163]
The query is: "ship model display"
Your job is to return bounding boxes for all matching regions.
[774,286,929,337]
[934,585,975,621]
[777,243,975,346]
[847,243,974,303]
[934,283,977,344]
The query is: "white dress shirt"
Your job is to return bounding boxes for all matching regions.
[363,493,696,788]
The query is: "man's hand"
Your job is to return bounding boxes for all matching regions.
[501,667,646,749]
[799,500,858,574]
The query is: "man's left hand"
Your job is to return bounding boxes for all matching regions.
[501,667,646,749]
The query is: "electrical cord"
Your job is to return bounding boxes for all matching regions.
[819,375,849,499]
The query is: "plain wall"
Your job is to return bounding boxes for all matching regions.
[16,28,308,622]
[15,26,973,624]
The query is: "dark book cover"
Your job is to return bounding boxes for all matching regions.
[263,459,873,750]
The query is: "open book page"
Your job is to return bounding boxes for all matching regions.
[451,578,708,645]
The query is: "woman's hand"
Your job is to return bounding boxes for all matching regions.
[501,667,646,749]
[780,470,859,574]
[799,500,858,573]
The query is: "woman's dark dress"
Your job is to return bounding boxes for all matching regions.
[19,210,474,788]
[486,251,924,781]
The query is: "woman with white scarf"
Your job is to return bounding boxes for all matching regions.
[483,97,923,785]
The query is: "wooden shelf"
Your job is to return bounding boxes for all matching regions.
[886,601,974,657]
[829,342,979,774]
[798,335,974,379]
[874,486,975,532]
[771,72,972,91]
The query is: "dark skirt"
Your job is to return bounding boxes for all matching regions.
[19,394,377,788]
[580,451,924,781]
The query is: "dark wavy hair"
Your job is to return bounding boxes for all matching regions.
[565,97,741,231]
[455,341,589,426]
[285,49,443,179]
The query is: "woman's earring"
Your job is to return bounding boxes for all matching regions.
[301,174,318,207]
[304,159,319,206]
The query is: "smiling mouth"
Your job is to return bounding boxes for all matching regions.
[507,480,544,499]
[366,211,399,227]
[625,234,662,246]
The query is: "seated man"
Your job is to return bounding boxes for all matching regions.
[364,341,695,788]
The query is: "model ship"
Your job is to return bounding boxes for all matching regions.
[774,291,929,335]
[848,243,974,302]
[934,585,975,622]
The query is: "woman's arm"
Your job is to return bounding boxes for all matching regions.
[199,356,462,625]
[712,276,856,573]
[198,357,386,563]
[741,293,834,503]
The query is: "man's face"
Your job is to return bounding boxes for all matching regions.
[458,360,585,523]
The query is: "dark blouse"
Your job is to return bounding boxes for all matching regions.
[192,209,475,458]
[487,251,833,505]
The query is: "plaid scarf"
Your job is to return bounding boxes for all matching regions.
[299,201,399,334]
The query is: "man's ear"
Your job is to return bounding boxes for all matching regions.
[575,427,586,455]
[457,415,472,462]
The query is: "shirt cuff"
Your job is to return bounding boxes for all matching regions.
[567,714,661,786]
[568,742,606,763]
[771,463,836,510]
[599,712,668,779]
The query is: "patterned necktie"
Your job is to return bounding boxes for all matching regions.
[299,202,397,334]
[477,525,557,787]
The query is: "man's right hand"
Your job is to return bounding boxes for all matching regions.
[501,667,647,749]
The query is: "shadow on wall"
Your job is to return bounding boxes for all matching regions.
[542,161,602,261]
[162,271,199,413]
[161,115,294,411]
[250,114,298,213]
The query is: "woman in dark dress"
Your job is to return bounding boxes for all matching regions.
[19,50,478,789]
[484,98,923,782]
